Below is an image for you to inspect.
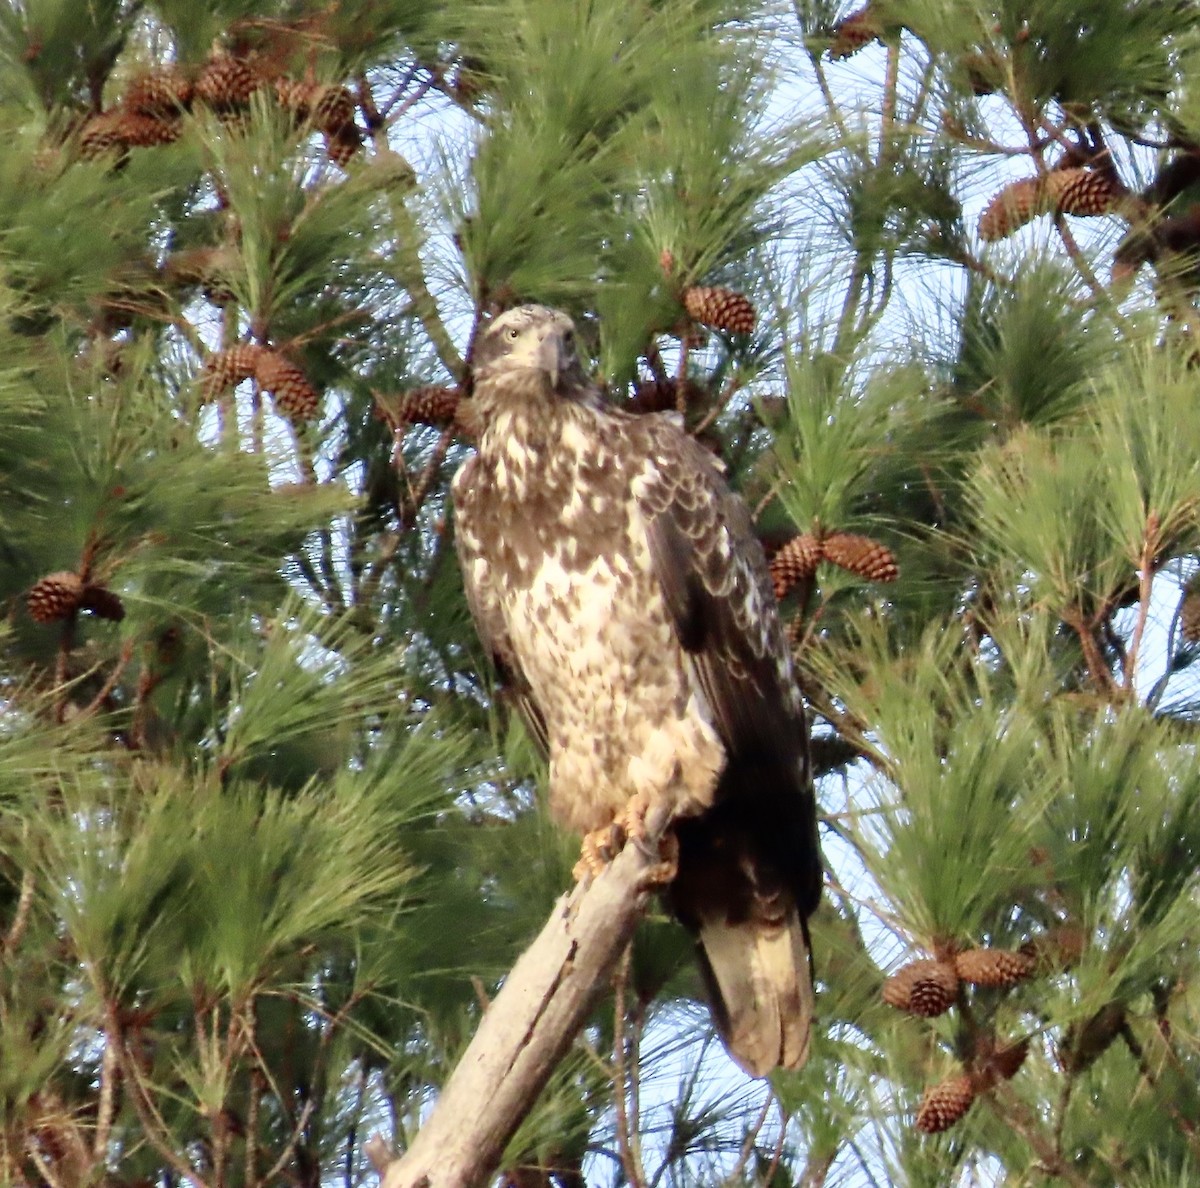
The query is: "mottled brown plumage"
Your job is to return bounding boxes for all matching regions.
[452,305,820,1077]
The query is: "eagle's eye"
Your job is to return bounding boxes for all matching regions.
[505,327,520,342]
[562,330,574,349]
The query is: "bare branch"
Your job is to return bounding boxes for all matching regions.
[117,1039,211,1188]
[612,946,648,1188]
[2,863,35,957]
[381,807,670,1188]
[93,1023,120,1160]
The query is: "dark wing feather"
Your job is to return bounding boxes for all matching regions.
[639,419,821,917]
[453,456,549,757]
[640,423,804,767]
[638,417,821,1074]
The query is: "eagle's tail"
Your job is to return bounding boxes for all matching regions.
[695,901,814,1078]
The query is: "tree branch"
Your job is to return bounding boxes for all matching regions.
[611,946,648,1188]
[380,808,669,1188]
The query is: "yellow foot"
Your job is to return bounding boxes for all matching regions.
[638,829,680,888]
[621,792,679,886]
[620,789,657,844]
[572,821,625,884]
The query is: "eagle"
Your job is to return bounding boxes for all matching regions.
[451,304,820,1077]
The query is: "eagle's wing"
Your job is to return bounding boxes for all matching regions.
[639,420,808,782]
[638,416,820,1077]
[452,456,549,756]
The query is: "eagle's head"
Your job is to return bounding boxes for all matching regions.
[472,305,590,405]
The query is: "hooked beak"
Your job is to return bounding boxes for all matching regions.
[535,329,571,391]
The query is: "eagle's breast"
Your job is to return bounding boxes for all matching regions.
[469,403,724,833]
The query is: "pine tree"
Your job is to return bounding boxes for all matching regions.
[2,1,1200,1187]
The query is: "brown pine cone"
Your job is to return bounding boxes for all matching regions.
[28,572,84,623]
[1020,925,1086,973]
[960,51,1003,96]
[954,947,1036,988]
[829,6,882,59]
[990,1038,1030,1081]
[977,176,1044,242]
[126,68,193,117]
[399,385,460,426]
[915,1074,976,1134]
[80,112,127,160]
[1058,1002,1125,1073]
[115,113,182,148]
[629,378,678,414]
[770,533,823,599]
[821,532,899,582]
[194,55,261,113]
[324,125,363,167]
[1181,585,1200,642]
[1045,167,1118,218]
[682,285,756,335]
[254,350,321,421]
[201,344,265,399]
[164,247,238,304]
[881,959,959,1017]
[311,85,356,133]
[275,78,315,119]
[80,585,126,622]
[628,377,703,414]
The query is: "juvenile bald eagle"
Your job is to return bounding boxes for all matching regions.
[452,304,820,1077]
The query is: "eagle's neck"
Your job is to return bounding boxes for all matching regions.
[482,404,560,457]
[476,390,597,505]
[476,374,591,459]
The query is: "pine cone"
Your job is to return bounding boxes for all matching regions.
[275,78,315,119]
[80,584,126,622]
[821,532,899,582]
[125,68,193,117]
[201,344,265,399]
[1020,925,1086,973]
[311,85,356,133]
[28,572,84,623]
[447,58,484,105]
[829,6,882,59]
[194,55,261,113]
[79,112,127,160]
[399,385,460,426]
[977,176,1044,242]
[1045,167,1117,218]
[770,533,823,599]
[881,959,959,1017]
[628,377,702,414]
[324,124,363,167]
[960,51,1003,96]
[682,286,756,335]
[954,947,1036,988]
[164,247,238,304]
[629,378,677,414]
[254,349,321,421]
[990,1038,1029,1081]
[1181,585,1200,642]
[1058,1002,1125,1073]
[115,113,182,148]
[915,1074,976,1134]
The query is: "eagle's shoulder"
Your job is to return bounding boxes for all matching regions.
[450,449,483,506]
[632,409,802,752]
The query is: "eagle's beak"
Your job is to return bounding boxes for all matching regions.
[536,329,570,391]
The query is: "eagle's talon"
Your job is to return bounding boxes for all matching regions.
[620,789,658,844]
[637,829,680,888]
[572,821,626,883]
